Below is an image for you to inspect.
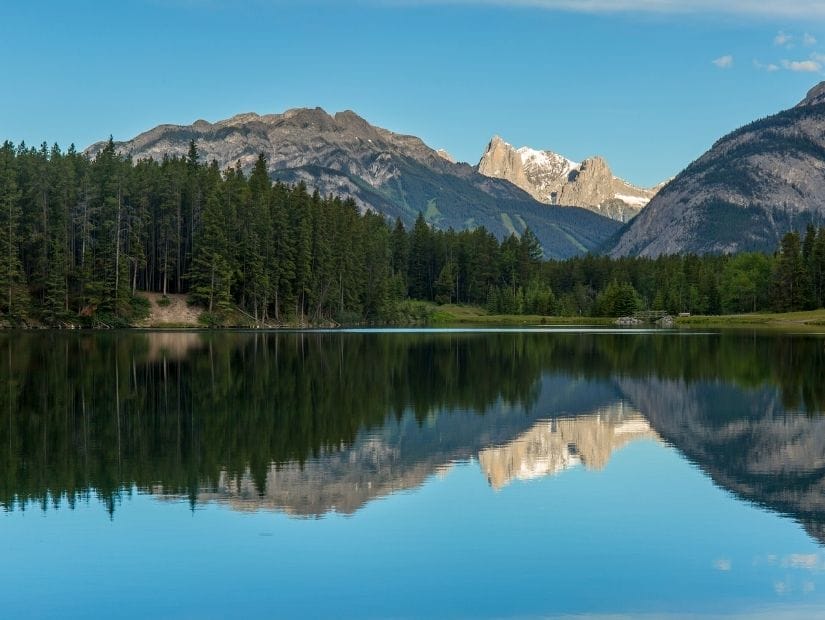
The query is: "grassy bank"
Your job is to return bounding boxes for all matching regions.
[428,304,614,326]
[675,309,825,329]
[132,295,825,330]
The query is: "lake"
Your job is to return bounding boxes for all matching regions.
[2,328,825,618]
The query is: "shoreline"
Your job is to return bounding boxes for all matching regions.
[4,296,825,332]
[4,309,825,332]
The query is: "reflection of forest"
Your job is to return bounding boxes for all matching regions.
[161,401,655,516]
[1,330,825,540]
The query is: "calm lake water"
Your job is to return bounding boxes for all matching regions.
[3,328,825,618]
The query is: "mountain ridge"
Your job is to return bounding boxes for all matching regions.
[86,108,621,259]
[610,81,825,257]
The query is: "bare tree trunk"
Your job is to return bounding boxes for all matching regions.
[163,238,169,296]
[209,265,215,313]
[114,184,122,311]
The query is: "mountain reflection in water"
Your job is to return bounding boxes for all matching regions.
[2,329,825,545]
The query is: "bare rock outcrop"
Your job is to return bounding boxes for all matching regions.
[477,137,661,222]
[478,403,659,489]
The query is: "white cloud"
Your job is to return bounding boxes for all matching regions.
[786,553,820,569]
[782,58,823,72]
[804,32,818,46]
[714,558,732,571]
[812,52,825,62]
[382,1,825,18]
[712,55,734,69]
[775,30,793,46]
[754,59,780,72]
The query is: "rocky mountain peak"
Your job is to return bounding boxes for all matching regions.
[477,135,531,190]
[565,156,612,185]
[224,112,262,126]
[333,109,371,129]
[489,134,506,147]
[477,136,660,222]
[435,149,456,163]
[798,81,825,107]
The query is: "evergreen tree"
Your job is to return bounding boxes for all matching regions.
[773,231,811,311]
[0,142,27,318]
[408,213,432,300]
[189,188,233,314]
[435,260,456,304]
[813,228,825,308]
[595,281,642,317]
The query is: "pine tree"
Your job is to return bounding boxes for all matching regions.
[435,260,456,304]
[0,142,27,319]
[269,181,294,322]
[290,182,313,322]
[189,187,233,314]
[814,228,825,308]
[773,231,812,311]
[408,213,433,300]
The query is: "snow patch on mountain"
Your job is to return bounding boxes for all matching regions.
[477,136,663,222]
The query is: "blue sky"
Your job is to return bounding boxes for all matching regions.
[2,1,825,186]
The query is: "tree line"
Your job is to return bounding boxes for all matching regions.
[540,225,825,317]
[1,139,824,325]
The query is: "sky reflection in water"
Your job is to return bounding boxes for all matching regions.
[1,329,825,618]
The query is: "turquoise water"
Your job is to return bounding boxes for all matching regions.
[2,329,825,618]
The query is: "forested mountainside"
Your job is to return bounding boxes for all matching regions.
[611,81,825,257]
[0,140,558,326]
[1,138,824,328]
[87,108,620,258]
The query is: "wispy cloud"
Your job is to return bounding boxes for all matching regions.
[775,30,793,46]
[381,0,825,18]
[782,58,822,72]
[712,55,734,69]
[714,558,732,571]
[754,59,780,72]
[804,32,818,46]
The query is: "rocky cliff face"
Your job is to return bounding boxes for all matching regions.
[477,136,659,222]
[611,81,825,257]
[87,109,621,259]
[478,402,658,489]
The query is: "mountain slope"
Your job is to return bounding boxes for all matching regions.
[477,136,660,222]
[87,109,620,259]
[611,82,825,257]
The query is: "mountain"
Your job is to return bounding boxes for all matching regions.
[169,376,625,517]
[86,108,620,259]
[611,81,825,257]
[477,136,660,222]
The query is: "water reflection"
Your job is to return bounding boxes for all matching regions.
[479,403,658,489]
[2,329,825,543]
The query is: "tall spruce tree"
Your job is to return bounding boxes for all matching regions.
[0,142,27,319]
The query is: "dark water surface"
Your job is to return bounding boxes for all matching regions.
[3,328,825,618]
